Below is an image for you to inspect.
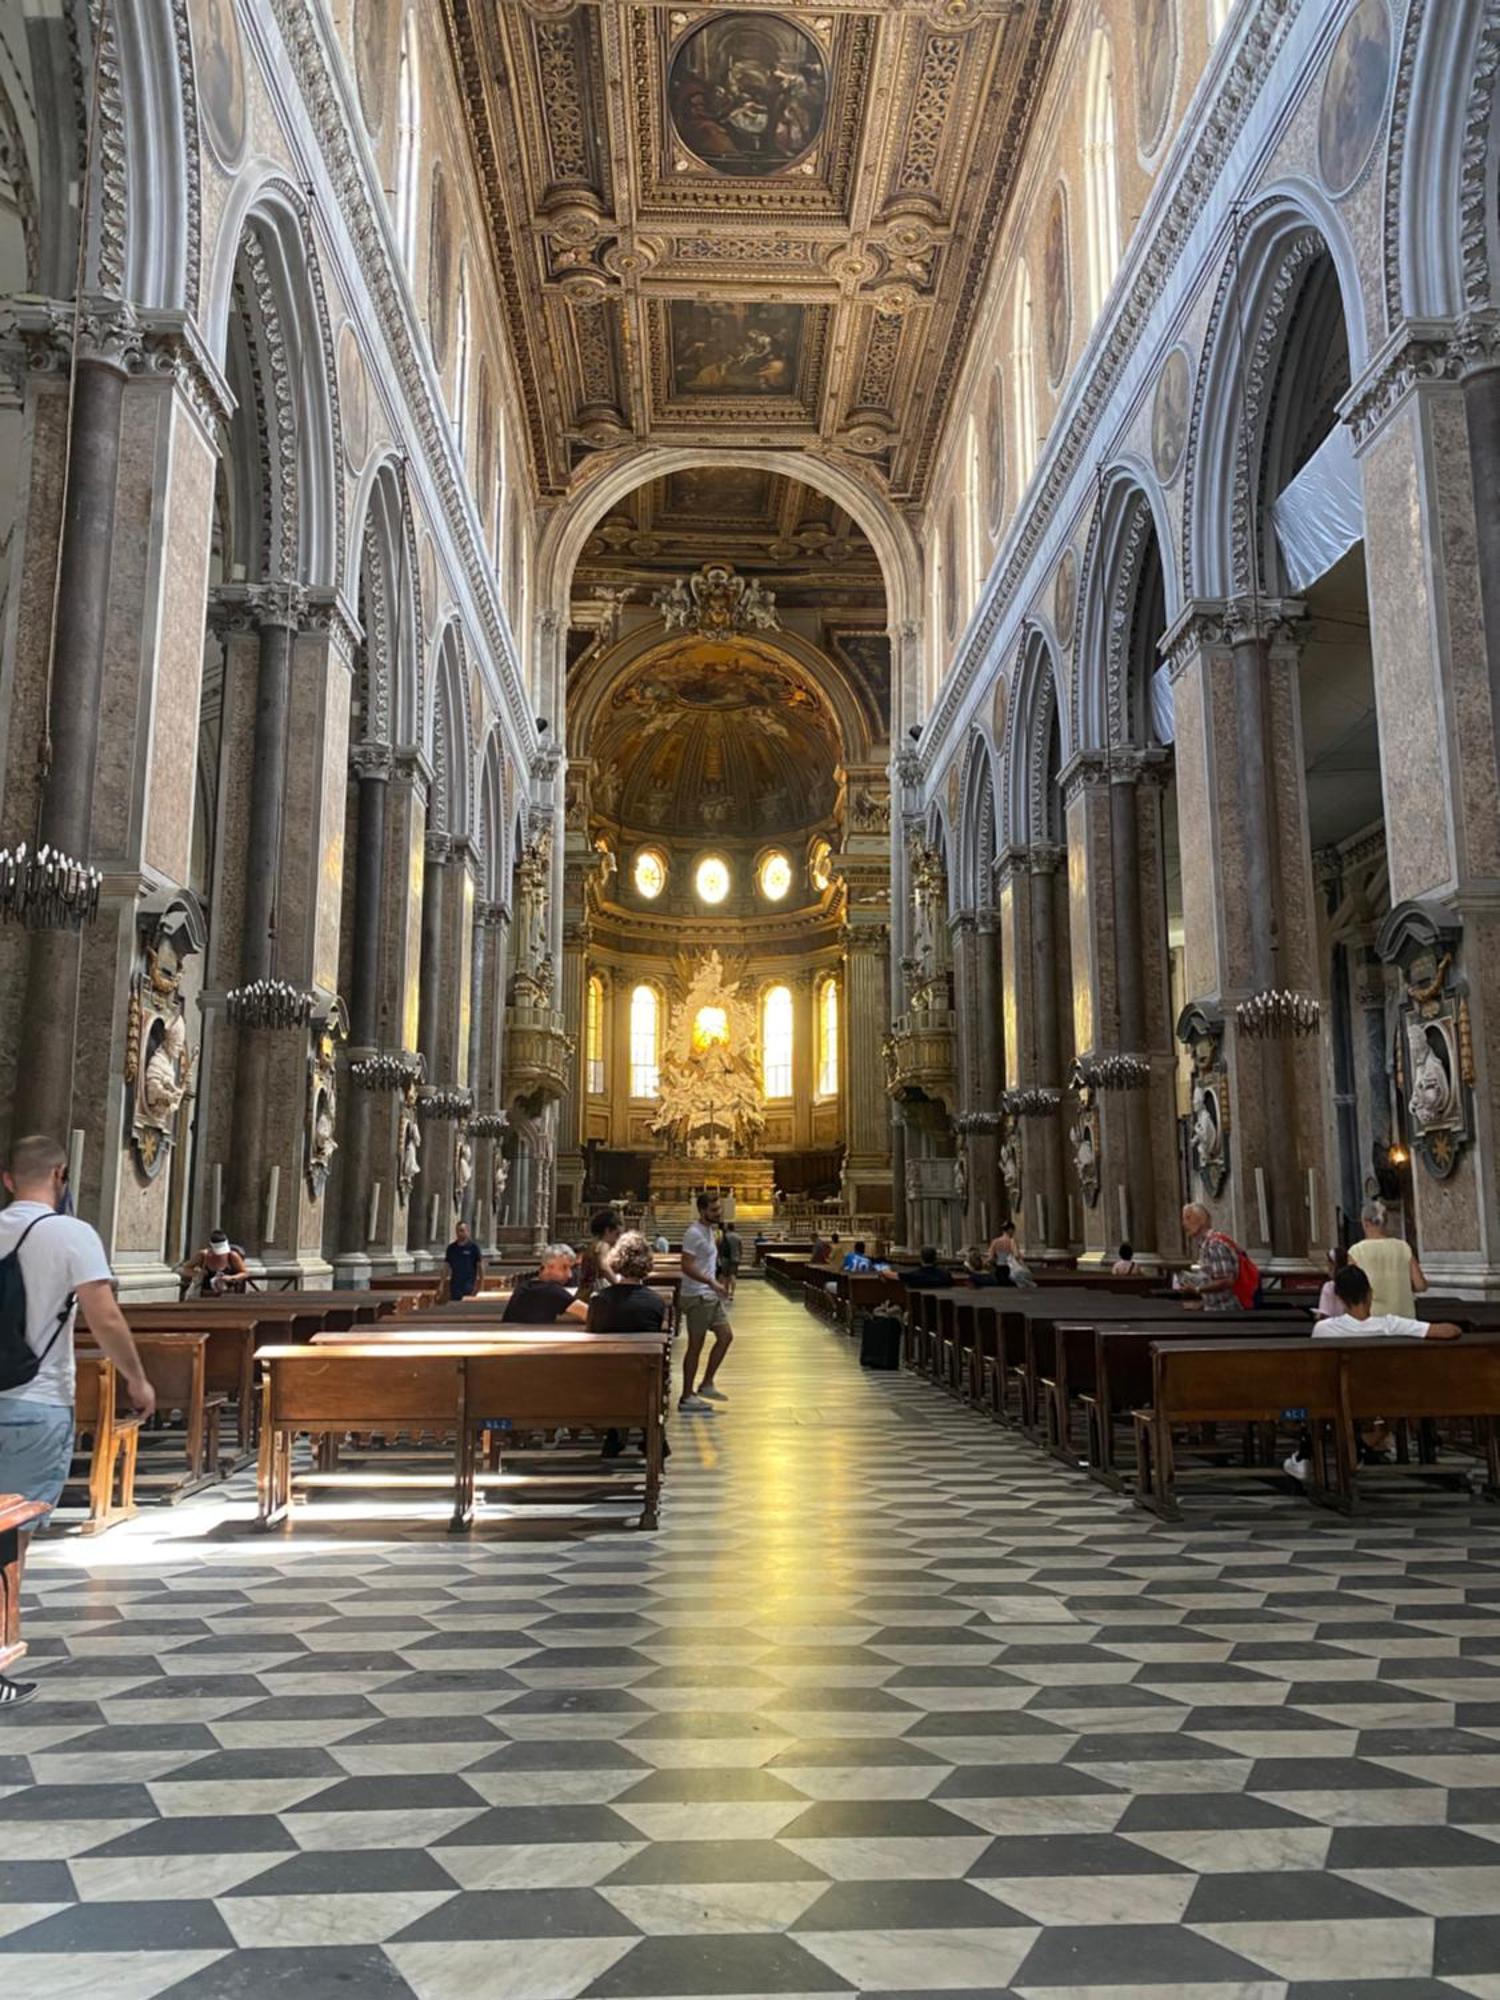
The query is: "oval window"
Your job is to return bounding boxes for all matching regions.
[695,855,730,905]
[634,848,667,899]
[758,851,793,902]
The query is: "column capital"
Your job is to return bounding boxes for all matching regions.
[840,921,890,955]
[1058,749,1109,808]
[349,740,394,782]
[208,580,310,636]
[478,899,510,929]
[1161,596,1306,680]
[393,744,434,796]
[302,586,363,669]
[1340,313,1500,453]
[425,831,454,866]
[1028,842,1066,877]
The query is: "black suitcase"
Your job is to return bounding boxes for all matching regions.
[858,1312,902,1370]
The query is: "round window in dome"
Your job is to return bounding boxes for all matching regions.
[695,855,731,905]
[634,848,667,900]
[758,851,793,902]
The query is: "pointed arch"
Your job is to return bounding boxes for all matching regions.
[429,621,474,840]
[956,730,999,912]
[1073,466,1178,753]
[1001,625,1064,851]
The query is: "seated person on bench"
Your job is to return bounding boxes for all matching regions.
[843,1240,897,1277]
[502,1244,590,1324]
[899,1246,950,1289]
[588,1232,667,1334]
[587,1232,668,1461]
[1286,1263,1462,1480]
[1315,1263,1461,1340]
[961,1246,1006,1288]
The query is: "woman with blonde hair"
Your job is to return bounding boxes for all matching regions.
[587,1231,667,1334]
[1349,1199,1427,1320]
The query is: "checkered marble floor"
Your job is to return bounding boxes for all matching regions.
[6,1286,1500,1999]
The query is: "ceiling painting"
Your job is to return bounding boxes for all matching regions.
[445,2,1063,503]
[667,14,829,178]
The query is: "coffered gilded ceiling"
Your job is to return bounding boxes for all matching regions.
[442,1,1062,504]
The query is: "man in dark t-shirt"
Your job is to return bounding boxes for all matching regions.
[445,1222,484,1301]
[900,1246,951,1289]
[588,1231,668,1333]
[502,1244,589,1324]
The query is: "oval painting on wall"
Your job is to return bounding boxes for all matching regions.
[1318,0,1393,198]
[668,14,829,177]
[190,0,248,169]
[1151,348,1191,485]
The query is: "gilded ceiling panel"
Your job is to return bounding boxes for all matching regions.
[441,0,1062,501]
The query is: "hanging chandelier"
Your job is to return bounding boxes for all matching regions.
[1072,1053,1151,1093]
[225,978,315,1032]
[0,843,101,929]
[418,1084,474,1122]
[350,1051,425,1091]
[1003,1086,1062,1119]
[1236,989,1322,1039]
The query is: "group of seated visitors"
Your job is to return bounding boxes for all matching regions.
[503,1245,591,1324]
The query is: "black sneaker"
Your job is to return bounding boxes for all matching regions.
[0,1676,37,1710]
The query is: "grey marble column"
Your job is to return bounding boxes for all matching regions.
[15,319,131,1137]
[1029,846,1069,1255]
[409,832,449,1252]
[1110,762,1157,1255]
[225,583,308,1249]
[340,742,391,1256]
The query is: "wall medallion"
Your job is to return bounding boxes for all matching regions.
[189,0,248,170]
[1377,900,1473,1181]
[1151,347,1191,485]
[354,0,394,138]
[1054,546,1077,650]
[668,14,828,178]
[124,893,206,1182]
[337,323,370,472]
[1318,0,1392,199]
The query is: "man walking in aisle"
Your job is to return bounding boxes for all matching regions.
[679,1190,733,1412]
[0,1135,155,1709]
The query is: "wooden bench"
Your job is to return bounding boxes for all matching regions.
[1132,1339,1350,1518]
[0,1495,50,1672]
[84,1329,224,1499]
[67,1356,145,1532]
[256,1339,667,1532]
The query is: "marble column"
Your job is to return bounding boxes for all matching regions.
[472,900,510,1248]
[966,909,1005,1243]
[1162,598,1325,1263]
[792,970,817,1153]
[555,914,590,1226]
[0,307,226,1288]
[1344,315,1500,1288]
[841,923,894,1216]
[1029,845,1070,1256]
[12,312,130,1140]
[409,831,449,1254]
[338,741,391,1267]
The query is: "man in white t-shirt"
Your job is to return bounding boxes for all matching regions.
[0,1135,155,1710]
[1314,1262,1461,1340]
[679,1191,734,1413]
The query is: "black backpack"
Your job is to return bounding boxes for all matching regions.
[0,1213,75,1393]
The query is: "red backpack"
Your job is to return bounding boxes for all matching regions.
[1215,1234,1262,1310]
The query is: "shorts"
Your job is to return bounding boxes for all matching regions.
[0,1397,76,1513]
[683,1295,731,1341]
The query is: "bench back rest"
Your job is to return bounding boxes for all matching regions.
[1152,1339,1342,1419]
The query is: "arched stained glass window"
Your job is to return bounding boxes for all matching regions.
[453,257,472,448]
[1208,0,1233,37]
[762,985,793,1099]
[629,985,660,1099]
[395,15,421,273]
[586,975,605,1095]
[1012,261,1038,491]
[818,977,839,1097]
[1084,31,1121,324]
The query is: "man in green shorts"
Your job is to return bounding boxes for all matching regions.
[678,1190,734,1413]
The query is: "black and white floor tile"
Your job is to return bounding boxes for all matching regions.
[6,1285,1500,1998]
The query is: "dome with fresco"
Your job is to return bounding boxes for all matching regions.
[588,637,841,842]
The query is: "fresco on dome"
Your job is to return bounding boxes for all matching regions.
[668,302,804,398]
[668,14,828,177]
[1319,0,1392,197]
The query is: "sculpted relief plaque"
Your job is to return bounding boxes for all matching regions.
[189,0,248,169]
[1151,348,1190,485]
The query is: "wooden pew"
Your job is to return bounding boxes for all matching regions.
[1133,1339,1350,1518]
[84,1330,223,1498]
[1340,1333,1500,1500]
[256,1339,667,1532]
[0,1495,50,1673]
[69,1356,144,1533]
